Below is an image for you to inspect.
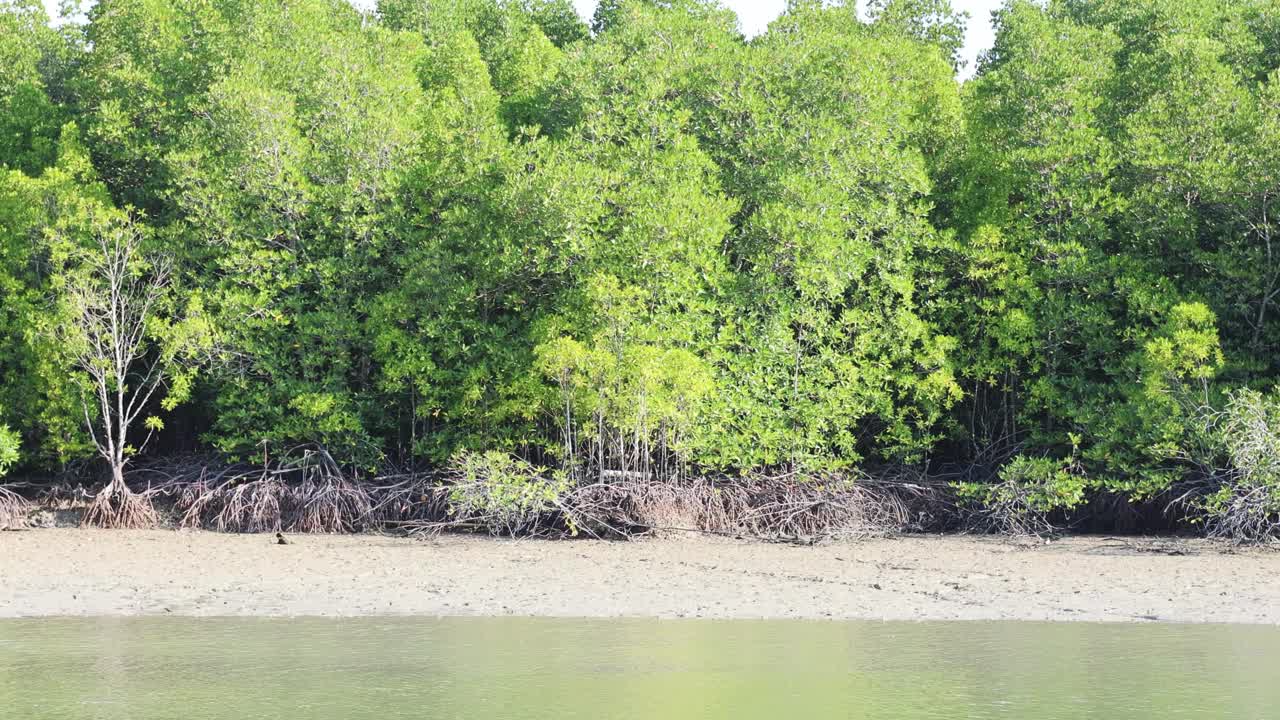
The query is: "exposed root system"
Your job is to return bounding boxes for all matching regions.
[163,448,377,533]
[82,482,160,529]
[557,473,950,541]
[0,485,32,530]
[48,451,1277,543]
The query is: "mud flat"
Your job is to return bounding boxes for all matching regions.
[0,529,1275,623]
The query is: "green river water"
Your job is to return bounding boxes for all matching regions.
[1,618,1276,718]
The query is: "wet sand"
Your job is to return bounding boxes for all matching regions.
[0,529,1275,623]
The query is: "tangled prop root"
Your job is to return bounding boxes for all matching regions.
[0,485,32,530]
[179,474,289,533]
[172,448,378,533]
[559,474,942,541]
[82,480,160,529]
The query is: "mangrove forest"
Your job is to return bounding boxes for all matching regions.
[2,0,1280,540]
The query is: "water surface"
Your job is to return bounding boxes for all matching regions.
[1,618,1276,718]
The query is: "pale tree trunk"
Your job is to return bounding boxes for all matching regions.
[57,216,172,529]
[1251,197,1276,350]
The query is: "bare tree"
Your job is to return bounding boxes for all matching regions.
[53,213,187,528]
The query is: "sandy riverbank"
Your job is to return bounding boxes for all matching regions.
[0,529,1276,623]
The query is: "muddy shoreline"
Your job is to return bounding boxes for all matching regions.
[0,529,1275,623]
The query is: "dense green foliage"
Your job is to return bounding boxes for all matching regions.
[2,0,1280,534]
[0,423,17,477]
[936,0,1280,528]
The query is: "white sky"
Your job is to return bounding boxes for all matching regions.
[568,0,1001,74]
[44,0,1001,75]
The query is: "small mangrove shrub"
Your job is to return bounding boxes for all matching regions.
[0,424,17,478]
[447,451,572,536]
[0,423,29,529]
[1199,390,1280,541]
[959,453,1088,536]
